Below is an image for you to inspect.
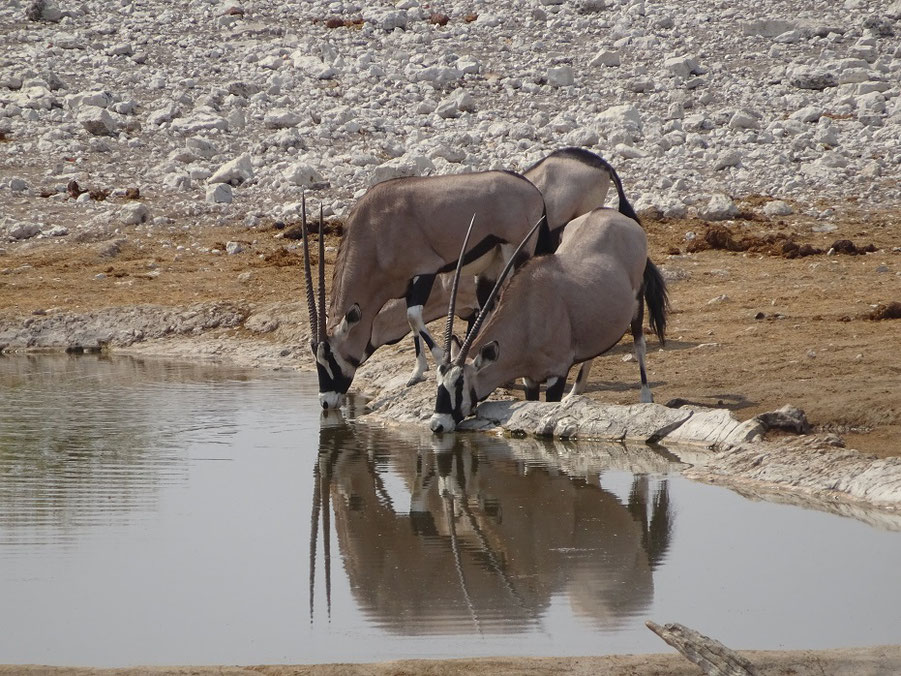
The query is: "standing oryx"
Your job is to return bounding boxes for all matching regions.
[430,207,669,434]
[303,170,548,409]
[368,147,639,387]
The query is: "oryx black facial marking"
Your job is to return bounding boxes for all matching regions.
[315,342,357,400]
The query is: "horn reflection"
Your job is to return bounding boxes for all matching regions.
[308,424,677,633]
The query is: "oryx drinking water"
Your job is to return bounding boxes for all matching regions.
[368,147,640,387]
[430,207,669,434]
[303,170,548,409]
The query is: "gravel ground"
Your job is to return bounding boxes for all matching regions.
[2,0,901,242]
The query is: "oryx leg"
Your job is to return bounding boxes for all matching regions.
[631,296,653,403]
[406,274,440,386]
[523,378,540,401]
[545,376,567,402]
[566,360,594,399]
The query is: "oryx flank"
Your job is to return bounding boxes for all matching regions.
[373,147,639,387]
[303,170,548,409]
[430,207,669,434]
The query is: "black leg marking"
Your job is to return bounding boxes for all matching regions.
[406,274,436,309]
[545,376,566,402]
[525,383,540,401]
[476,276,495,314]
[413,335,421,357]
[420,330,435,350]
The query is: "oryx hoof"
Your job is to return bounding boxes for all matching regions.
[406,374,426,387]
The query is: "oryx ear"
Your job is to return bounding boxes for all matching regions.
[473,341,499,371]
[345,303,362,324]
[449,334,462,361]
[335,303,361,339]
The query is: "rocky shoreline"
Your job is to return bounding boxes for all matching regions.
[5,298,899,524]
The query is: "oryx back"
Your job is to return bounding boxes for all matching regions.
[331,172,544,335]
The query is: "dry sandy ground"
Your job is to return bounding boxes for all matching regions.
[5,644,901,676]
[2,204,900,673]
[2,200,898,456]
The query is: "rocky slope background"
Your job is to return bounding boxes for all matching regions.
[2,0,901,241]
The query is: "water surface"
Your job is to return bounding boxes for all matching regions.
[1,355,899,666]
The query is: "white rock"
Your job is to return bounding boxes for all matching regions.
[664,55,704,78]
[729,110,759,130]
[263,108,301,129]
[78,107,116,136]
[699,194,739,221]
[148,103,179,125]
[186,137,217,159]
[283,162,323,187]
[547,65,575,87]
[590,50,620,67]
[614,144,648,159]
[763,200,793,217]
[5,221,40,240]
[597,104,642,129]
[713,150,741,170]
[206,183,233,204]
[740,19,796,37]
[119,203,150,225]
[790,106,823,123]
[209,153,253,186]
[226,241,244,255]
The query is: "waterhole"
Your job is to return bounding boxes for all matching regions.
[1,355,899,666]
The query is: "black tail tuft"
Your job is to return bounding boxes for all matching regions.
[643,259,669,346]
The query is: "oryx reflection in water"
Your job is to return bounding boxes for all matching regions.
[309,422,674,634]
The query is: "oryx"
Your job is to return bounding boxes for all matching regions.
[302,170,549,410]
[370,147,640,387]
[430,207,669,434]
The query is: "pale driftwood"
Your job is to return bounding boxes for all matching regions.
[646,621,757,676]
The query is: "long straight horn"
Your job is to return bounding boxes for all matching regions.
[443,213,477,362]
[317,203,327,344]
[456,215,546,365]
[301,193,319,347]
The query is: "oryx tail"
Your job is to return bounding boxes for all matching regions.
[643,259,669,346]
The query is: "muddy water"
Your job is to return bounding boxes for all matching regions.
[1,355,900,667]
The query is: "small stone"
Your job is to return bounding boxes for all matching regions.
[713,150,741,170]
[547,66,575,87]
[78,108,116,136]
[283,162,323,187]
[6,221,41,240]
[763,200,793,217]
[589,50,620,67]
[789,68,838,90]
[206,183,233,204]
[209,153,253,186]
[26,0,62,22]
[119,203,150,225]
[264,108,301,129]
[226,241,244,255]
[729,110,759,130]
[699,194,739,221]
[664,55,705,79]
[790,106,823,123]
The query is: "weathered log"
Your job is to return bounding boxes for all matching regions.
[646,621,757,675]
